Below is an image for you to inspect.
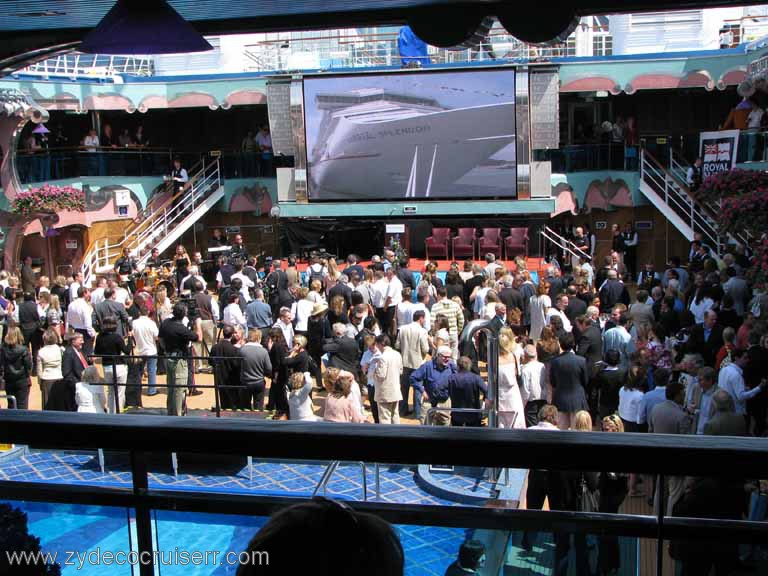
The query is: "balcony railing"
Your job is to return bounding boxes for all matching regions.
[0,410,766,576]
[14,146,293,184]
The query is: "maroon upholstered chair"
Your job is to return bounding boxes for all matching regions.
[479,228,502,259]
[452,227,476,260]
[425,227,451,260]
[504,227,530,260]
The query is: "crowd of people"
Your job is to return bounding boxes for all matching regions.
[1,228,766,573]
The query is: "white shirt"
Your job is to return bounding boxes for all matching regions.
[84,135,99,152]
[411,303,431,332]
[223,303,247,333]
[274,319,294,349]
[619,387,644,423]
[69,281,82,302]
[76,382,107,413]
[545,308,572,333]
[718,363,761,415]
[90,287,106,308]
[371,279,388,309]
[485,262,501,279]
[385,276,403,307]
[132,316,159,356]
[396,300,415,327]
[171,168,189,183]
[66,297,95,337]
[520,360,547,405]
[255,131,272,149]
[114,287,129,306]
[291,299,314,332]
[231,272,254,303]
[689,297,714,325]
[180,274,205,293]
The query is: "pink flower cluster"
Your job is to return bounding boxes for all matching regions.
[718,188,768,236]
[696,168,768,205]
[746,241,768,291]
[11,184,85,216]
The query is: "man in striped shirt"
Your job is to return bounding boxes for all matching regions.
[431,287,464,358]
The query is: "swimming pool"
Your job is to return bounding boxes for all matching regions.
[4,500,469,576]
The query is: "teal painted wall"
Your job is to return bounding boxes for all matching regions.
[278,199,555,218]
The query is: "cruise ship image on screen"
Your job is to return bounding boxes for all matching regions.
[307,88,516,200]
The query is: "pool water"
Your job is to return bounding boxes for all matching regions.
[4,501,468,576]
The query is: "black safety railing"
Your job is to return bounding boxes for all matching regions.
[86,353,246,418]
[15,146,294,184]
[1,408,767,576]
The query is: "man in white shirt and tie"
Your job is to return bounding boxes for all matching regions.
[66,286,96,355]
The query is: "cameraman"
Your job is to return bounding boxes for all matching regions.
[191,280,217,374]
[159,303,199,415]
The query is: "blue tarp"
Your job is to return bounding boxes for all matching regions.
[398,26,430,66]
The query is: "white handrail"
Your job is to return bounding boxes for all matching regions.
[641,149,721,256]
[80,158,220,284]
[540,226,591,262]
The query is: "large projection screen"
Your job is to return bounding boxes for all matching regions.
[304,68,517,201]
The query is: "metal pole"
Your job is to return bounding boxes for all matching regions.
[213,365,221,418]
[111,362,120,415]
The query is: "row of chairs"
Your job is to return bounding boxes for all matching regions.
[425,227,529,261]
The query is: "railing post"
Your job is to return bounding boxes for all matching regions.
[130,451,156,576]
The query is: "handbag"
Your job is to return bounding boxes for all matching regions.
[579,474,600,513]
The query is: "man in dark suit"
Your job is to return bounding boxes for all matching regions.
[93,287,132,337]
[565,286,587,326]
[462,265,485,309]
[61,332,92,386]
[546,268,566,302]
[327,275,353,311]
[549,333,589,429]
[499,276,524,314]
[322,322,361,377]
[575,315,602,373]
[686,309,724,367]
[396,258,416,291]
[598,269,629,313]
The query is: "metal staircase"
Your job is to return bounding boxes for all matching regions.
[639,148,726,256]
[539,226,591,263]
[80,158,224,286]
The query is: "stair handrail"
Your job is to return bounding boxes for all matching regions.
[124,157,206,241]
[80,159,213,284]
[640,149,722,256]
[540,226,591,262]
[669,149,753,247]
[131,158,221,264]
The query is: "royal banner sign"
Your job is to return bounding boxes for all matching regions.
[699,130,740,179]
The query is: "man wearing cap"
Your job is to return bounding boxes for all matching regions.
[410,345,457,425]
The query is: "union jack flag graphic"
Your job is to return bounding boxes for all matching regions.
[703,143,718,161]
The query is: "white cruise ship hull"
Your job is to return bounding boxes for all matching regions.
[309,102,516,199]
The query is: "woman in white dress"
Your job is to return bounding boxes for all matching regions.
[529,281,552,341]
[497,328,525,429]
[75,366,107,413]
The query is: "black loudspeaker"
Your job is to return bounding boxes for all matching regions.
[408,5,488,49]
[497,4,579,45]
